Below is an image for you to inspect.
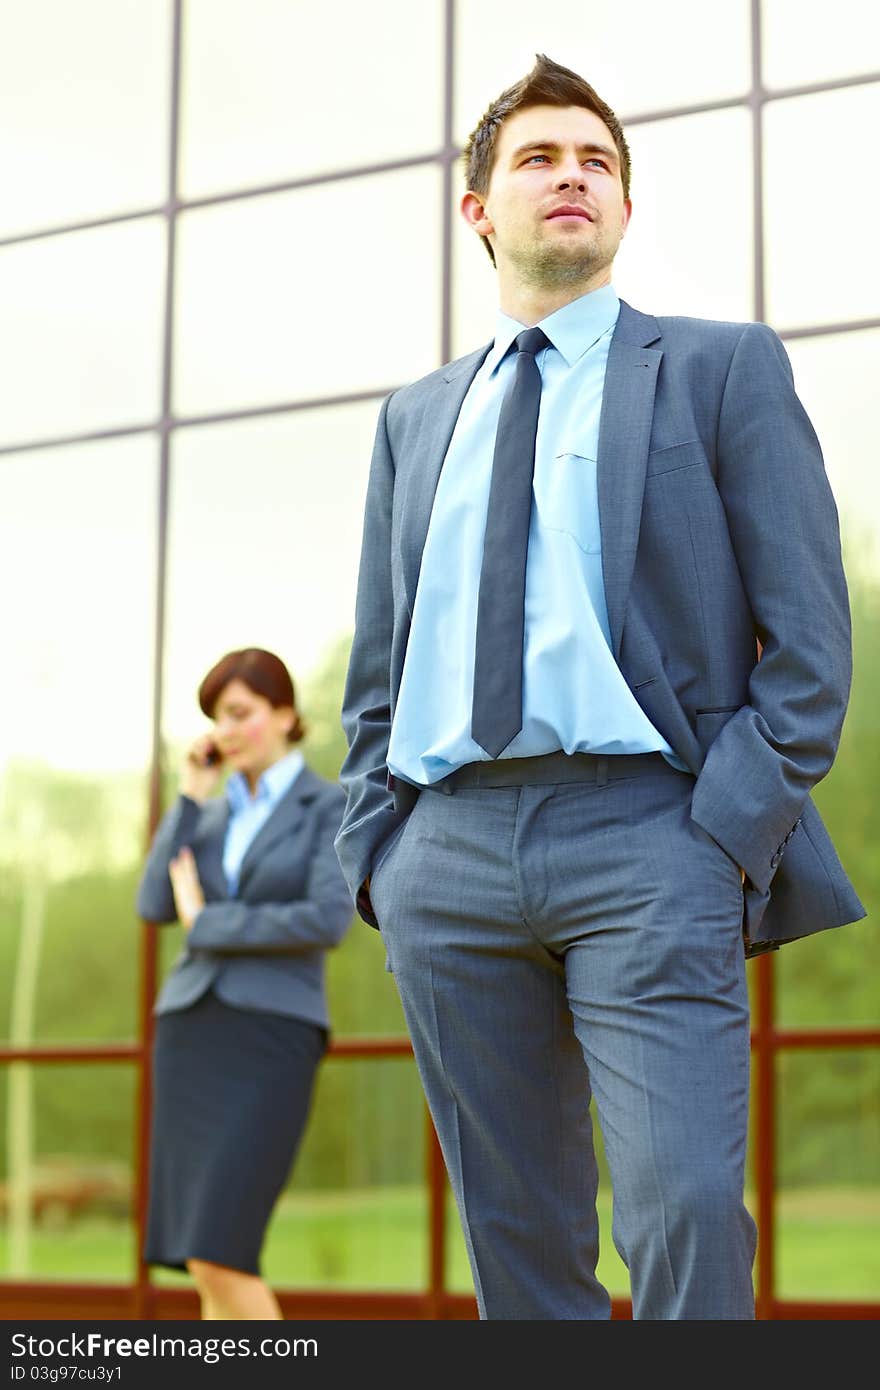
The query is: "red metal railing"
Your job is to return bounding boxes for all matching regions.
[2,932,878,1321]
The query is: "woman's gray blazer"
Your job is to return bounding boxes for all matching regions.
[136,765,353,1030]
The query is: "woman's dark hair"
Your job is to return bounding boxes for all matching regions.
[198,648,306,744]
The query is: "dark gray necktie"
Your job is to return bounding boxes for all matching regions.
[471,326,549,757]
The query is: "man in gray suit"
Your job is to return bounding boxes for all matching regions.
[335,55,864,1319]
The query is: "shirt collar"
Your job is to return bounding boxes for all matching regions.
[226,748,305,812]
[485,283,620,374]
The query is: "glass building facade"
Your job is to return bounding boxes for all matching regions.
[1,0,878,1317]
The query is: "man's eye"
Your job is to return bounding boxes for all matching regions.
[526,155,548,164]
[586,159,608,169]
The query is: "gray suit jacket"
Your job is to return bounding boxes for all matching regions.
[335,300,866,954]
[137,765,353,1028]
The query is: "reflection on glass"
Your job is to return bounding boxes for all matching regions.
[765,85,880,329]
[777,332,880,1031]
[777,1052,880,1299]
[0,437,157,1044]
[451,185,506,360]
[0,221,166,446]
[762,0,880,89]
[174,168,441,416]
[0,1066,136,1283]
[164,402,378,742]
[165,405,416,1029]
[0,0,170,238]
[454,0,751,144]
[785,331,880,555]
[614,108,753,321]
[180,0,443,197]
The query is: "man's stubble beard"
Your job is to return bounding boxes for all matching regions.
[506,217,621,290]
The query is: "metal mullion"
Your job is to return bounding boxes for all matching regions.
[622,93,752,127]
[327,1037,413,1058]
[0,387,396,459]
[751,0,767,324]
[0,1040,416,1062]
[753,953,777,1320]
[763,70,880,103]
[750,4,774,1321]
[423,0,457,1317]
[0,208,167,249]
[0,1046,140,1063]
[0,154,447,251]
[0,421,158,458]
[620,67,880,131]
[171,386,402,431]
[779,317,880,341]
[770,1029,880,1050]
[181,150,448,211]
[137,0,184,1317]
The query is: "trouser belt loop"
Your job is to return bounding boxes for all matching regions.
[596,756,609,788]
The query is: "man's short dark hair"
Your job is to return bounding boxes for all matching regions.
[462,54,631,266]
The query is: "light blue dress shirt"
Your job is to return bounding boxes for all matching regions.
[222,748,305,895]
[387,284,686,785]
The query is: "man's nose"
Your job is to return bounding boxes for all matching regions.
[554,155,586,192]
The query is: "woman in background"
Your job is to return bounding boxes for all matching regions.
[136,647,353,1319]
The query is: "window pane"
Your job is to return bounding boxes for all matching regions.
[174,168,441,415]
[775,331,880,1029]
[777,1051,880,1300]
[0,0,170,238]
[277,1058,426,1289]
[0,221,166,446]
[450,176,500,361]
[164,403,377,738]
[615,109,753,321]
[454,0,751,144]
[0,1065,136,1283]
[0,437,157,1045]
[765,85,880,329]
[180,0,443,197]
[784,331,880,547]
[763,0,880,89]
[162,407,409,1035]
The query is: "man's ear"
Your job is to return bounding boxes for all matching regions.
[461,190,494,238]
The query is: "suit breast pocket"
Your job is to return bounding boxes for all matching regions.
[536,444,602,555]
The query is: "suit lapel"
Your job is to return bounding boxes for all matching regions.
[597,301,663,658]
[402,345,491,615]
[234,764,321,894]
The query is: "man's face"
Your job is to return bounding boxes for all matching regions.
[469,104,631,287]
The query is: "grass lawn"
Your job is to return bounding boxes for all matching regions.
[2,1187,878,1305]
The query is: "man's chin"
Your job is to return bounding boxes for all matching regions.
[526,246,608,286]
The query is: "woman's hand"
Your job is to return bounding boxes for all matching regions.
[169,847,206,931]
[180,734,224,804]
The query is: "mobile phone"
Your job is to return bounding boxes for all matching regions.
[204,743,222,766]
